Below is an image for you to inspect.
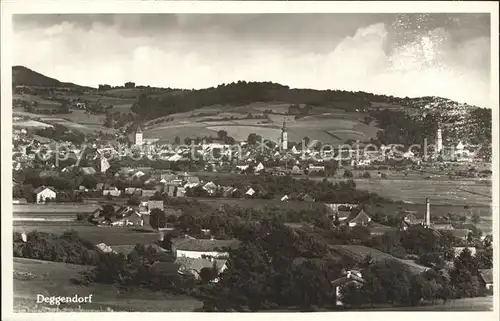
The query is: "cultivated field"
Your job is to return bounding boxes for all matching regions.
[142,102,381,144]
[13,258,202,312]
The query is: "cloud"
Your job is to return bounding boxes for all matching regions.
[13,16,491,108]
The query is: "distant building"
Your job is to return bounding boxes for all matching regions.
[34,186,56,204]
[100,157,110,173]
[478,269,493,291]
[171,236,240,259]
[280,118,288,150]
[134,125,143,146]
[102,187,121,197]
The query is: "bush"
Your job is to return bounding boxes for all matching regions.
[361,172,371,179]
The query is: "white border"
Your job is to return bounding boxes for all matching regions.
[1,1,499,321]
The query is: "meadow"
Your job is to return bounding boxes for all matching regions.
[142,102,381,144]
[13,258,202,312]
[13,225,161,246]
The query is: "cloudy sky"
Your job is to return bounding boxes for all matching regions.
[13,13,491,107]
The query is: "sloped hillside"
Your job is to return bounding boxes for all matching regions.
[12,66,93,89]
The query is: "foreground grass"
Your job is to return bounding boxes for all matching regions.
[13,258,202,312]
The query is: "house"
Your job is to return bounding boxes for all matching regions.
[80,166,97,176]
[432,223,454,231]
[297,193,315,202]
[245,187,255,197]
[176,187,186,197]
[453,247,477,257]
[291,165,302,175]
[124,187,138,195]
[175,257,228,282]
[148,200,164,212]
[331,270,366,306]
[95,243,117,254]
[280,195,289,202]
[34,186,56,204]
[202,182,217,195]
[109,210,143,227]
[221,186,237,198]
[150,261,182,276]
[132,170,146,179]
[478,269,493,291]
[153,184,164,193]
[171,236,240,259]
[96,183,105,191]
[345,209,372,227]
[141,189,157,198]
[103,187,121,197]
[255,162,265,173]
[450,228,472,240]
[166,185,177,197]
[160,173,177,184]
[185,176,200,186]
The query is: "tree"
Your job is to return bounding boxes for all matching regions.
[101,204,115,220]
[217,130,228,139]
[471,212,481,224]
[127,195,141,206]
[247,133,262,145]
[184,137,192,145]
[200,266,218,284]
[150,208,167,230]
[450,247,480,298]
[174,136,181,145]
[343,169,353,178]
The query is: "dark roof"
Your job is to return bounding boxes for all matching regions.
[150,262,181,275]
[148,200,164,210]
[450,229,471,239]
[330,275,366,288]
[479,269,493,284]
[172,237,240,252]
[347,209,371,224]
[33,186,56,194]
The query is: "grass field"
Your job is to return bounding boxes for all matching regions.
[13,224,161,245]
[323,178,492,206]
[13,258,202,312]
[142,102,380,144]
[13,204,101,214]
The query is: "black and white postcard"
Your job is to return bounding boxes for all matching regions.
[1,1,498,320]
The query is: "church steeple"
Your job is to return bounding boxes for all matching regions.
[281,117,288,150]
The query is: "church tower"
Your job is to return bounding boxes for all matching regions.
[135,125,143,146]
[281,118,288,150]
[437,127,443,153]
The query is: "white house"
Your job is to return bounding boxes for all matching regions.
[255,162,265,172]
[34,186,57,204]
[132,170,145,178]
[245,187,256,196]
[172,237,240,259]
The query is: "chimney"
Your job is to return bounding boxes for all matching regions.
[426,198,431,227]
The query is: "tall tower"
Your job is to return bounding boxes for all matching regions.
[100,157,110,173]
[425,198,431,227]
[437,127,443,153]
[281,118,288,150]
[135,125,143,146]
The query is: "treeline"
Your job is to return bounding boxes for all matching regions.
[197,174,393,204]
[34,124,86,144]
[13,231,99,265]
[368,109,438,147]
[130,81,373,119]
